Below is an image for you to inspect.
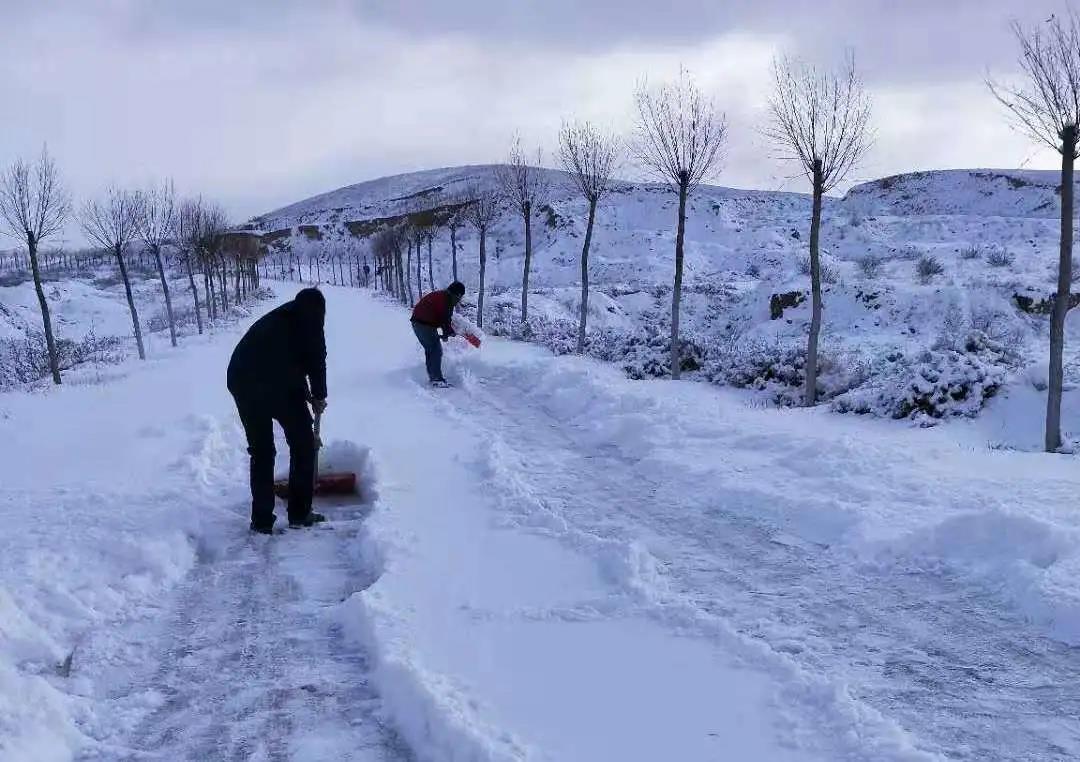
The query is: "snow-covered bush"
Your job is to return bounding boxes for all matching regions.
[146,304,201,335]
[591,323,704,379]
[832,332,1010,422]
[916,255,945,284]
[0,329,124,388]
[987,246,1015,268]
[712,340,868,405]
[858,254,884,279]
[960,245,982,260]
[797,256,839,284]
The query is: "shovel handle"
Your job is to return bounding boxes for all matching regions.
[312,407,322,492]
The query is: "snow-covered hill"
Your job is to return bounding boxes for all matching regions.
[247,165,1080,442]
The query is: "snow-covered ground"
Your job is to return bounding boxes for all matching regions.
[2,282,1078,761]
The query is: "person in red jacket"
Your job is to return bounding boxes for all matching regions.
[411,281,465,387]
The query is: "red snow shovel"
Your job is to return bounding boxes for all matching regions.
[272,409,357,499]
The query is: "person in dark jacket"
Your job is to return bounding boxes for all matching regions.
[411,281,465,386]
[227,287,328,533]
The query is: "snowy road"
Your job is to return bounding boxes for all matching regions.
[4,284,1079,761]
[442,358,1080,761]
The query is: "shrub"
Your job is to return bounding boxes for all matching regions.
[745,262,762,279]
[858,254,884,279]
[987,246,1015,268]
[832,332,1010,422]
[960,245,982,260]
[0,329,124,388]
[916,255,945,284]
[797,256,839,284]
[714,340,867,405]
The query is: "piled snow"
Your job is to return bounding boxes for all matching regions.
[0,341,231,759]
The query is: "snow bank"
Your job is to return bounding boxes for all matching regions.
[880,509,1080,645]
[0,283,277,758]
[336,590,530,762]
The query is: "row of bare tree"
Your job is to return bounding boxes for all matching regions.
[359,12,1079,457]
[6,12,1073,454]
[356,56,867,404]
[0,149,248,385]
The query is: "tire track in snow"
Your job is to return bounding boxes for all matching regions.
[444,364,1080,762]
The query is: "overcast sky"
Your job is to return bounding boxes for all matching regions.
[0,0,1067,241]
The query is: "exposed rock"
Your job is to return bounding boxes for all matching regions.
[1013,290,1080,315]
[770,290,806,320]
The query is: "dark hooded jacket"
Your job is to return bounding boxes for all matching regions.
[227,288,327,404]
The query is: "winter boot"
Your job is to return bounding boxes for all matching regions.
[289,512,327,528]
[250,519,276,535]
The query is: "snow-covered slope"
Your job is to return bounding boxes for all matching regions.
[846,168,1074,217]
[248,165,1080,436]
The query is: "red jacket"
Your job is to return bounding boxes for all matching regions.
[411,290,455,335]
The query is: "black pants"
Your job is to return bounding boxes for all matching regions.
[412,322,444,382]
[232,393,315,528]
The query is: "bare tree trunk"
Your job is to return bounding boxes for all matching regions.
[151,244,178,347]
[115,244,146,360]
[521,208,532,325]
[405,242,415,304]
[415,237,423,297]
[427,236,434,291]
[478,230,487,329]
[218,260,229,313]
[670,179,689,379]
[186,255,204,335]
[396,248,408,304]
[805,162,825,407]
[450,226,459,282]
[1047,129,1077,451]
[27,234,62,384]
[234,259,241,304]
[577,198,597,354]
[204,267,215,321]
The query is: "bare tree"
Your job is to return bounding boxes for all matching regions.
[137,179,179,347]
[559,120,621,354]
[990,13,1080,451]
[198,202,230,319]
[82,188,146,359]
[423,221,438,292]
[403,224,416,304]
[177,198,205,334]
[413,227,424,298]
[0,147,70,384]
[444,197,468,282]
[495,139,550,326]
[767,53,871,406]
[633,69,726,378]
[463,182,501,329]
[373,226,408,303]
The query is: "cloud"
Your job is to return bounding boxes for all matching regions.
[0,2,1063,245]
